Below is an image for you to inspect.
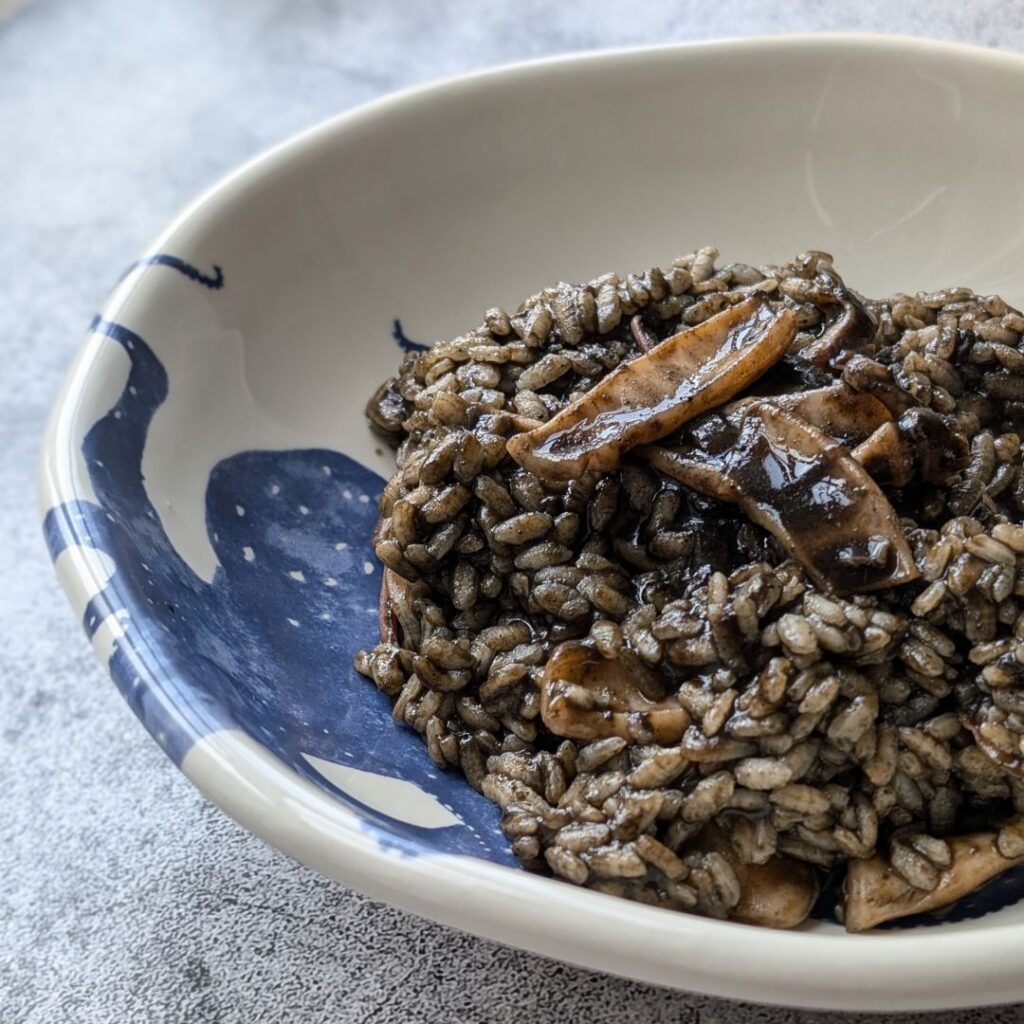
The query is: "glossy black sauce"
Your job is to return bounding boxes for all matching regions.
[665,404,916,593]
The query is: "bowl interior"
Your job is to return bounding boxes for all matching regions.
[42,37,1024,926]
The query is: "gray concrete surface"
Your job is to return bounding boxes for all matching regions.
[5,2,1024,1021]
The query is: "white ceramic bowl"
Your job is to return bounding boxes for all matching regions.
[40,35,1024,1012]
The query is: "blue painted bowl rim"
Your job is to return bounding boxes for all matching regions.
[37,35,1024,1012]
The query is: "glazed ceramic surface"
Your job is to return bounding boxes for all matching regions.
[39,35,1024,1011]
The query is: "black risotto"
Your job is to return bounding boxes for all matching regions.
[356,248,1024,931]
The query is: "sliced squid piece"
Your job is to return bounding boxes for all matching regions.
[693,823,819,929]
[539,640,690,744]
[765,387,966,488]
[791,262,877,368]
[844,827,1024,932]
[799,294,876,368]
[645,403,918,595]
[630,313,658,353]
[756,384,894,447]
[897,406,970,485]
[732,856,820,929]
[851,421,914,487]
[841,405,968,488]
[507,297,796,481]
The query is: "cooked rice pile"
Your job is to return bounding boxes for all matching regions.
[356,248,1024,930]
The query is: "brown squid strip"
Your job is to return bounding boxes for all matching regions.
[791,262,877,368]
[844,827,1024,932]
[645,403,918,595]
[798,295,876,368]
[692,824,820,929]
[851,422,915,487]
[753,384,894,447]
[630,314,658,353]
[507,296,796,481]
[539,640,691,745]
[732,856,820,929]
[766,388,966,487]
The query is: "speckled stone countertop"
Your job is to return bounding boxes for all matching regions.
[6,2,1024,1021]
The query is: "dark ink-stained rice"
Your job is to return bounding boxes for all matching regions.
[356,248,1024,929]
